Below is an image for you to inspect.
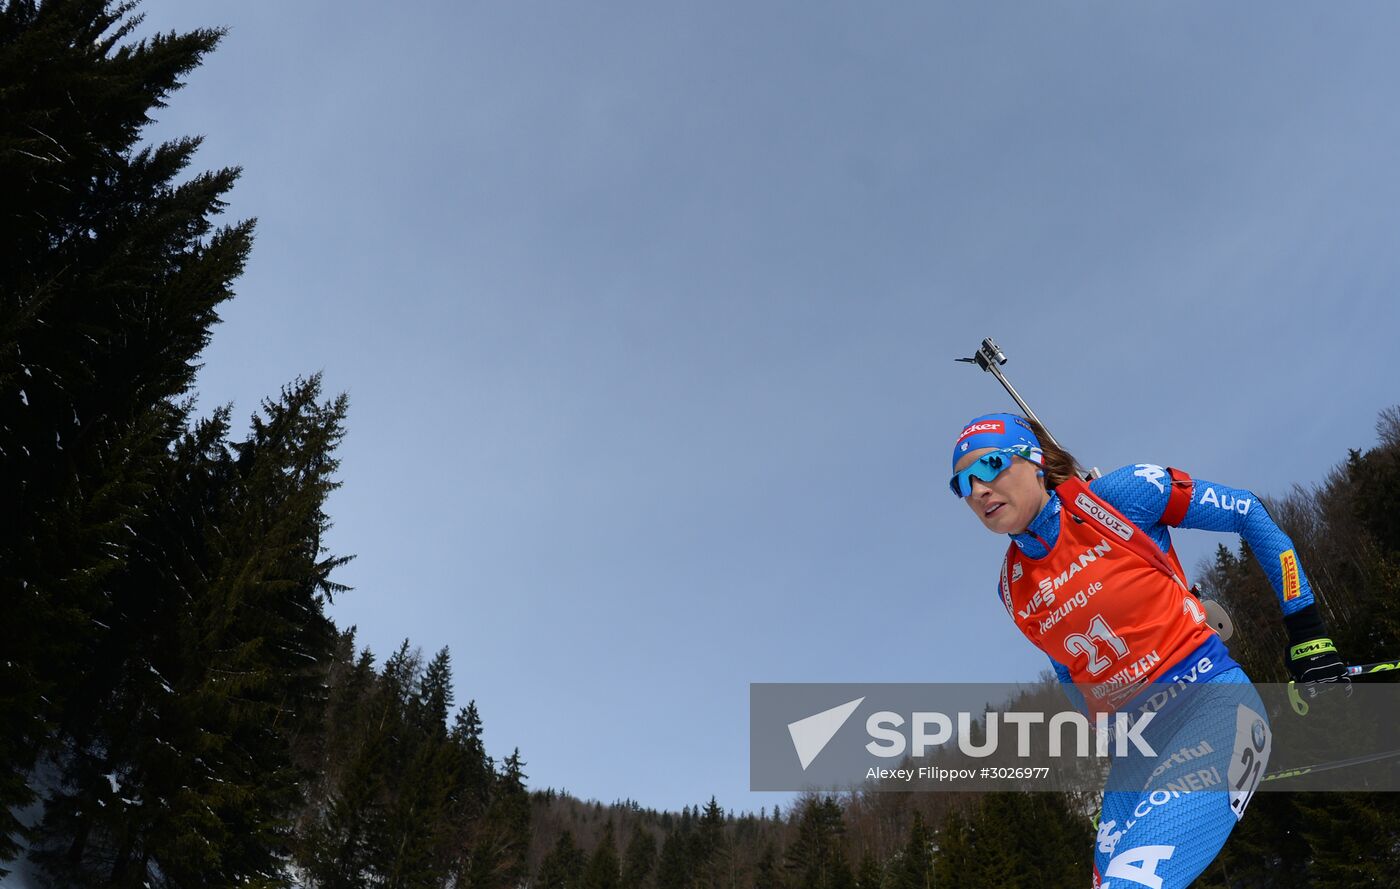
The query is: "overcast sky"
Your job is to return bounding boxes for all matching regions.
[134,1,1399,814]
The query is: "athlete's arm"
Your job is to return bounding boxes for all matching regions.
[1089,463,1315,610]
[1091,463,1350,695]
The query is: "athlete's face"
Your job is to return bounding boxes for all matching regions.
[954,446,1050,535]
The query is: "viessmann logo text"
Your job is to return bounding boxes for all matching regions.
[787,697,1156,770]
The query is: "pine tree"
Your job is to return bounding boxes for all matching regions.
[1,0,253,871]
[889,809,934,889]
[1350,407,1400,556]
[438,700,494,881]
[783,796,849,889]
[418,647,455,737]
[1293,792,1400,889]
[301,721,390,888]
[293,642,512,889]
[30,377,350,886]
[827,845,858,889]
[297,641,386,888]
[537,830,587,889]
[856,848,884,889]
[452,701,491,794]
[582,821,622,889]
[620,822,657,889]
[653,829,691,889]
[694,795,729,888]
[971,794,1087,887]
[462,748,531,888]
[381,671,458,887]
[752,840,780,889]
[1191,792,1310,889]
[924,795,1089,889]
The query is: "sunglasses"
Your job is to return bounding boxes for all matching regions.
[949,445,1037,498]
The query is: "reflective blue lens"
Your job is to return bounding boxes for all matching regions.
[949,447,1027,498]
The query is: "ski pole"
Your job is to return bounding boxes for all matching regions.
[1287,658,1400,716]
[1086,744,1400,831]
[1261,745,1400,784]
[1347,658,1400,676]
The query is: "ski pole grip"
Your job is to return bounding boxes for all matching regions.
[1288,680,1308,717]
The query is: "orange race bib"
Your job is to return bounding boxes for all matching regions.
[1000,479,1217,712]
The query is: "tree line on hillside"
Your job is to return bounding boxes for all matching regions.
[4,1,1399,886]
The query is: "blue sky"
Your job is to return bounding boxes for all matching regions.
[133,1,1400,814]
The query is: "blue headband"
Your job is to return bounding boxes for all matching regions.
[952,412,1042,471]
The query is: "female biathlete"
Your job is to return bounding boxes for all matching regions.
[949,412,1351,888]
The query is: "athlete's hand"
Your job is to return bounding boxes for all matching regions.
[1283,604,1352,699]
[1285,638,1353,699]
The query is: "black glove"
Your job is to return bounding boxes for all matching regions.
[1283,605,1353,699]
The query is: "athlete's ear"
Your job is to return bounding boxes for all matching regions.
[1036,470,1045,478]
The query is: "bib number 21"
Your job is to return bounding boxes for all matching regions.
[1064,615,1129,677]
